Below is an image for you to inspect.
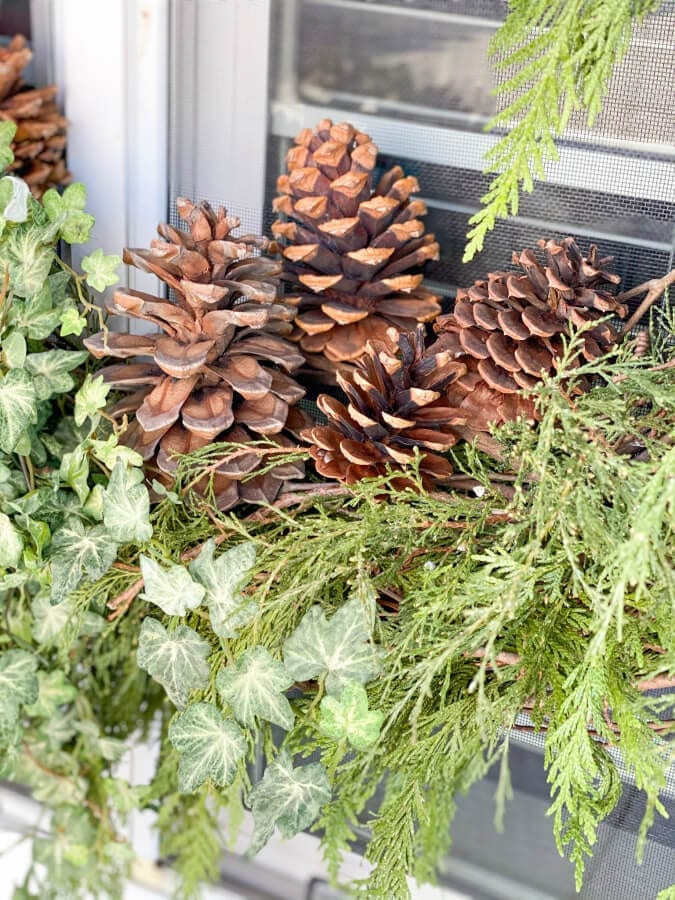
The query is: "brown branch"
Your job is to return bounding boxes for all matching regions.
[618,268,675,340]
[107,578,144,621]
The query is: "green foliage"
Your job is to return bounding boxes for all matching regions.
[168,701,247,793]
[189,538,257,637]
[139,554,205,615]
[81,248,122,293]
[137,617,211,709]
[216,646,295,730]
[248,751,332,855]
[464,0,664,259]
[319,681,383,750]
[103,459,153,543]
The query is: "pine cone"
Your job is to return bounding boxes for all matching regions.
[273,118,441,371]
[303,325,466,488]
[85,198,310,511]
[0,36,71,197]
[430,237,627,447]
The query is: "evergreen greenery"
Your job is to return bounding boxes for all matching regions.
[464,0,666,260]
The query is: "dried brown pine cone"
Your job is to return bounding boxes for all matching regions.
[85,198,310,510]
[273,118,441,371]
[430,237,627,447]
[303,325,466,488]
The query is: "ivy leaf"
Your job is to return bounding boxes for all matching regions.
[0,368,38,453]
[189,539,257,638]
[0,225,53,297]
[7,280,62,340]
[59,446,90,504]
[42,183,94,244]
[0,649,39,747]
[283,596,382,696]
[0,511,23,568]
[74,373,110,427]
[24,349,88,400]
[139,555,205,616]
[59,306,87,337]
[0,120,16,170]
[319,682,384,750]
[82,248,121,292]
[25,670,77,719]
[31,593,73,644]
[168,701,247,793]
[0,175,29,222]
[2,329,27,367]
[50,519,119,603]
[103,460,152,544]
[248,751,331,856]
[216,647,294,731]
[137,617,211,709]
[89,434,143,469]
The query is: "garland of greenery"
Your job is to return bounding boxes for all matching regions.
[464,0,666,260]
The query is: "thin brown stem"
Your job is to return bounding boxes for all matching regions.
[618,268,675,339]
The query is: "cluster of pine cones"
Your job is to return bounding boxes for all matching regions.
[85,119,628,510]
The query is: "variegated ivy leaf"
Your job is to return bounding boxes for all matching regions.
[89,433,143,469]
[0,368,38,453]
[82,248,121,292]
[50,519,119,603]
[25,670,77,719]
[59,305,87,337]
[319,681,384,750]
[216,647,294,731]
[0,121,16,171]
[42,183,95,245]
[0,649,39,748]
[25,349,88,400]
[248,751,331,856]
[283,596,382,696]
[103,460,152,544]
[74,374,110,427]
[31,593,73,645]
[168,701,247,793]
[189,539,257,638]
[139,556,205,616]
[7,279,62,340]
[59,446,90,504]
[1,175,29,222]
[137,617,211,709]
[2,329,26,367]
[0,511,23,568]
[0,225,54,297]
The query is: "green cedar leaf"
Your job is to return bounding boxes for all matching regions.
[319,682,384,750]
[59,306,87,337]
[283,596,382,696]
[103,460,152,544]
[0,226,54,297]
[168,701,247,792]
[0,511,23,568]
[74,373,110,426]
[0,649,39,747]
[50,519,119,603]
[82,248,121,292]
[139,555,205,616]
[0,175,29,222]
[248,751,331,855]
[0,120,16,170]
[137,617,211,709]
[59,446,90,504]
[2,329,27,367]
[216,647,294,731]
[25,670,77,719]
[0,368,38,453]
[31,594,74,645]
[189,539,257,638]
[24,349,88,400]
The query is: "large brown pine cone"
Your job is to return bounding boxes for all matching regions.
[0,36,71,197]
[85,198,310,511]
[430,237,627,448]
[273,118,441,371]
[302,325,466,488]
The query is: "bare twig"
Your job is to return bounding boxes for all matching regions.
[107,578,144,621]
[618,268,675,340]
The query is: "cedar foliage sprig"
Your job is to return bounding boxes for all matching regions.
[464,0,665,260]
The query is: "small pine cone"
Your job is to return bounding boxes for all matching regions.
[273,118,441,370]
[0,35,71,197]
[85,198,310,511]
[430,237,627,444]
[302,325,466,488]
